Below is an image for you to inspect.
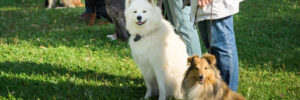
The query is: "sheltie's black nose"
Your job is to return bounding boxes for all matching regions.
[199,75,204,80]
[137,16,142,20]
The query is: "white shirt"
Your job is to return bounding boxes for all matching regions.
[190,0,243,22]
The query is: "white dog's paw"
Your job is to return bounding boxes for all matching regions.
[140,97,150,100]
[144,90,152,99]
[158,96,167,100]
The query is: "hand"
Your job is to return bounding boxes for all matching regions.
[198,0,212,8]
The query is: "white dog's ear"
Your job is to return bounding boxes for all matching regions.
[126,0,133,8]
[148,0,156,7]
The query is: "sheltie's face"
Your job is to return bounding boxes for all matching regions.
[184,54,246,100]
[187,54,217,85]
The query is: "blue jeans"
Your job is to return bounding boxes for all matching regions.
[197,16,239,91]
[163,0,202,56]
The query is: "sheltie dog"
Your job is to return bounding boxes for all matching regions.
[182,54,245,100]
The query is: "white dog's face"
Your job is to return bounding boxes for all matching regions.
[125,0,155,26]
[130,6,149,26]
[125,0,162,35]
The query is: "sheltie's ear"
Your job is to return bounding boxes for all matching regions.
[148,0,156,7]
[202,53,216,66]
[125,0,134,8]
[188,55,199,66]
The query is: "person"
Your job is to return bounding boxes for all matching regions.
[163,0,202,56]
[190,0,243,91]
[78,0,117,40]
[78,0,111,22]
[165,0,242,91]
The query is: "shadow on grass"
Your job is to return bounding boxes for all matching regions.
[0,61,145,99]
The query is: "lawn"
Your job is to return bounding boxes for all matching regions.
[0,0,299,99]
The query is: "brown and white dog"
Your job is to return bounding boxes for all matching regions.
[45,0,83,9]
[182,54,245,100]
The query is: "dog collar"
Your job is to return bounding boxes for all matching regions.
[134,34,141,42]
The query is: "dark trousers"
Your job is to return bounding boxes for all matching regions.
[85,0,111,21]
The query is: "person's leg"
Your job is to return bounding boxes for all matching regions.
[197,20,209,49]
[163,0,201,56]
[84,0,92,13]
[95,0,112,22]
[199,16,239,91]
[79,0,92,21]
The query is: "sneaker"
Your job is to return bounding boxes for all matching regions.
[106,33,117,40]
[78,12,89,21]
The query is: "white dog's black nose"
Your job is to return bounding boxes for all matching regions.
[137,16,142,20]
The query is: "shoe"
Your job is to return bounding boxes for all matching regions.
[106,33,117,40]
[78,12,89,21]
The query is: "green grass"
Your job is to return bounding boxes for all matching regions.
[0,0,299,99]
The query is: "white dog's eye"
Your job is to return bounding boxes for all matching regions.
[133,11,137,13]
[143,10,147,13]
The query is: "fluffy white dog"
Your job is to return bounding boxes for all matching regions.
[125,0,189,100]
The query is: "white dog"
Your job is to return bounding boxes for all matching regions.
[125,0,189,100]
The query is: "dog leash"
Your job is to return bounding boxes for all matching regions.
[208,0,213,53]
[193,0,213,53]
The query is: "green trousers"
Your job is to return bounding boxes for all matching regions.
[163,0,202,56]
